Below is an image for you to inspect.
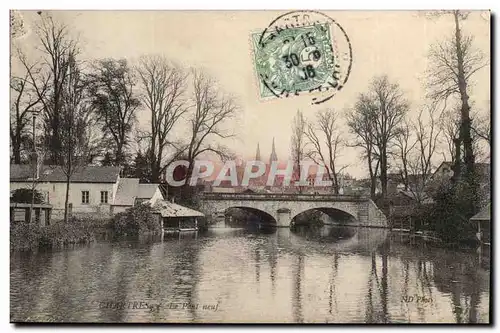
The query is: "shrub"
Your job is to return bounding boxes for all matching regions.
[11,188,44,204]
[10,217,97,251]
[110,204,160,237]
[424,182,478,245]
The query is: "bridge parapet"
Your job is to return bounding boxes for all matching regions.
[199,192,369,202]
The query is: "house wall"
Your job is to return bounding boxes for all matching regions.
[10,181,115,216]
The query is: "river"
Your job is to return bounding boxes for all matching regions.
[10,225,490,323]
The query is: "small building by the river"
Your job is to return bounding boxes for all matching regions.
[471,203,490,245]
[10,202,53,226]
[152,200,204,231]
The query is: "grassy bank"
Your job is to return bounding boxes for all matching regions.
[10,217,102,251]
[10,205,163,251]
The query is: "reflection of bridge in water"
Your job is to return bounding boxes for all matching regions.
[199,193,388,228]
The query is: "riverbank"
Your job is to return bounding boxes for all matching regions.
[10,217,103,251]
[10,205,167,251]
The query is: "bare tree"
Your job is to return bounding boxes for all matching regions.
[472,110,491,148]
[439,105,461,163]
[305,109,346,194]
[185,69,238,180]
[427,10,488,184]
[290,110,307,192]
[392,118,416,191]
[346,103,380,198]
[10,65,45,164]
[19,15,79,164]
[59,56,97,223]
[407,103,442,204]
[352,75,409,197]
[136,55,188,182]
[88,58,140,166]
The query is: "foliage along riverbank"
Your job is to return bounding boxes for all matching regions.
[10,205,161,252]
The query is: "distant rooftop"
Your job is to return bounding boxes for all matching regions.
[470,203,491,222]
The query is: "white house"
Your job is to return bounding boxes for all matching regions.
[111,178,165,214]
[10,164,165,219]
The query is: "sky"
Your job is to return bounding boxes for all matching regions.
[12,10,491,179]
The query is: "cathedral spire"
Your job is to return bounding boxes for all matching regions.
[255,143,261,161]
[269,137,278,163]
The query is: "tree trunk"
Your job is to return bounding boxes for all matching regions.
[402,159,409,191]
[454,11,475,181]
[63,174,70,223]
[12,134,21,164]
[380,146,388,198]
[116,142,124,166]
[452,138,461,183]
[332,170,339,195]
[368,153,376,199]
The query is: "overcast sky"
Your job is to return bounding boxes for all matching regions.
[13,10,490,178]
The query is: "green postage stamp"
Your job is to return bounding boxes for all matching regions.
[251,11,352,105]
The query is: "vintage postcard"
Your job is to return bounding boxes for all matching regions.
[9,10,491,324]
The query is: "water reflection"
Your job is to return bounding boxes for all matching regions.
[10,226,490,323]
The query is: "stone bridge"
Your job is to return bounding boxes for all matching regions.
[198,193,388,228]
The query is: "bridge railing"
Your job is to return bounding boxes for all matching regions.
[199,192,368,202]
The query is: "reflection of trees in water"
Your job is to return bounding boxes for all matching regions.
[390,237,489,323]
[328,253,339,316]
[363,244,390,323]
[287,225,389,255]
[291,253,304,323]
[432,252,484,323]
[251,231,279,296]
[13,244,128,322]
[167,238,202,322]
[11,251,53,321]
[381,243,389,323]
[254,248,260,285]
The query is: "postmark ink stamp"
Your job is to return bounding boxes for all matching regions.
[251,11,352,105]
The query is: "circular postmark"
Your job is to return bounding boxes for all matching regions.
[251,11,352,105]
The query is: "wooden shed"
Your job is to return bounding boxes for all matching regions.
[471,203,490,245]
[152,200,205,232]
[10,203,53,226]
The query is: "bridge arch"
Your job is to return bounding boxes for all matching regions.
[223,206,277,225]
[291,207,358,226]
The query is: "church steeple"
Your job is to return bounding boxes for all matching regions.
[255,143,261,161]
[269,137,278,163]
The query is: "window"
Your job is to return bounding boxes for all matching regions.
[100,191,108,204]
[81,191,89,204]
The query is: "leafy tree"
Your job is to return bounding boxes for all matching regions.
[88,59,141,166]
[111,204,160,236]
[11,188,44,204]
